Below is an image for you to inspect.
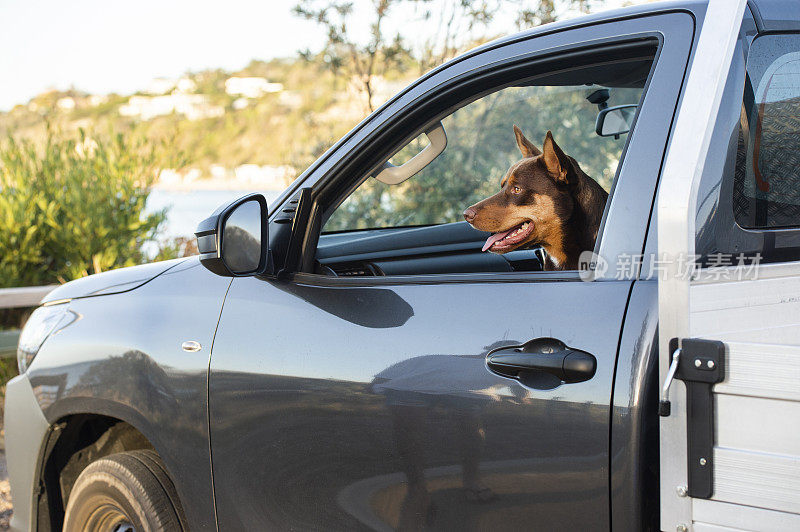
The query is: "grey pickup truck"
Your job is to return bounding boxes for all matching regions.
[6,0,800,530]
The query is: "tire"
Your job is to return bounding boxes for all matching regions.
[63,449,187,532]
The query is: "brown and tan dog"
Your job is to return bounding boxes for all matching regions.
[463,126,608,270]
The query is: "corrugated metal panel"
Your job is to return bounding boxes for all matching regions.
[687,266,800,527]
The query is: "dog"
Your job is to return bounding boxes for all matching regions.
[463,126,608,271]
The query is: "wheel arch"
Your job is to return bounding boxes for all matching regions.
[33,399,181,532]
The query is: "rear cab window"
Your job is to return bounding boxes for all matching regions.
[693,26,800,267]
[734,33,800,229]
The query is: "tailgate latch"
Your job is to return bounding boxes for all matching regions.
[662,337,726,498]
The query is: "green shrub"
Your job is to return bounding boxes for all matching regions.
[0,128,174,288]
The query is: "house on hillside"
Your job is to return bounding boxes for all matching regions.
[120,94,223,121]
[56,97,76,111]
[175,78,197,93]
[225,77,283,98]
[88,95,109,107]
[234,164,296,189]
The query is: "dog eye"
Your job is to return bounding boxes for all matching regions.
[511,186,522,194]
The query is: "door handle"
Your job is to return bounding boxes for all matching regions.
[486,338,596,384]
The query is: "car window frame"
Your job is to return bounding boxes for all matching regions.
[269,11,696,285]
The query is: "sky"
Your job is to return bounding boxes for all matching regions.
[0,0,633,111]
[0,1,330,110]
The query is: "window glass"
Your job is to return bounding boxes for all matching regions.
[734,34,800,229]
[324,84,642,232]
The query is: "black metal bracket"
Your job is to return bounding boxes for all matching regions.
[669,337,725,499]
[278,187,313,278]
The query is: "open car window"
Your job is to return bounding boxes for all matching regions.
[313,46,657,276]
[324,84,643,233]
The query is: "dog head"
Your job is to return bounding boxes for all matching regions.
[463,126,579,256]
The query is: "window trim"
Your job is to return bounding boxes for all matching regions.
[292,269,581,287]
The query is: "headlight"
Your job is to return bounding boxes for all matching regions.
[17,303,69,373]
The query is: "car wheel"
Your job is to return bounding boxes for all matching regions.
[63,449,187,532]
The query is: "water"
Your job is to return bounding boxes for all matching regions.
[146,188,283,242]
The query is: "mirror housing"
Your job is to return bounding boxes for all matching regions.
[194,193,272,277]
[595,104,637,138]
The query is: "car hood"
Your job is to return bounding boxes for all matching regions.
[41,258,188,304]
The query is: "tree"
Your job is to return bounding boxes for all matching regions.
[294,0,602,113]
[293,0,412,113]
[0,128,177,288]
[409,0,539,72]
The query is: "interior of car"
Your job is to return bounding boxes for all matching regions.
[311,52,656,277]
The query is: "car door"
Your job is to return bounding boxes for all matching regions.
[208,12,694,531]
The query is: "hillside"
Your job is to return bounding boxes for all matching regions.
[0,56,419,188]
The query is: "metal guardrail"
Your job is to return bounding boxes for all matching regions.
[0,285,56,359]
[0,285,56,309]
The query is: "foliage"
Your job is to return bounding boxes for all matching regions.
[153,236,198,262]
[293,0,414,112]
[0,357,18,397]
[0,57,361,176]
[517,0,599,28]
[0,128,175,288]
[293,0,518,111]
[293,0,602,112]
[409,0,548,71]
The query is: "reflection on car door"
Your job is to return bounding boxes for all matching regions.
[210,278,629,530]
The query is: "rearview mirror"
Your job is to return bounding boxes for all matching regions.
[195,193,271,277]
[595,104,637,138]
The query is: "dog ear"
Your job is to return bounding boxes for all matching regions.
[542,131,570,184]
[513,125,541,158]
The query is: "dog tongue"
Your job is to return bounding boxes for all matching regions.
[482,230,511,252]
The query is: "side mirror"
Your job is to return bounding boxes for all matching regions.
[194,193,271,277]
[595,104,637,138]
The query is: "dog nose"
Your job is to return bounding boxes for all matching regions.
[463,207,477,223]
